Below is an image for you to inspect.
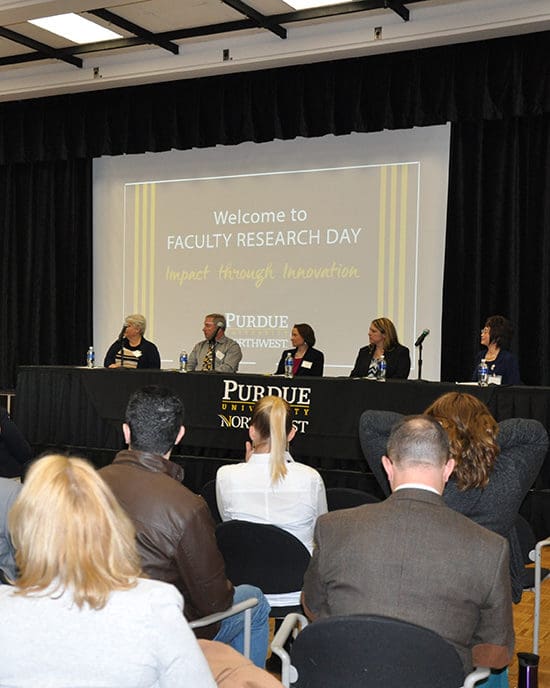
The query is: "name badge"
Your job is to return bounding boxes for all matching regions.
[487,374,502,385]
[215,350,225,361]
[301,360,313,369]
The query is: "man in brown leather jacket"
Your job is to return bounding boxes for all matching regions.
[100,385,270,668]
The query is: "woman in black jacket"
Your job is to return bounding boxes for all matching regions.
[350,317,410,379]
[275,323,324,377]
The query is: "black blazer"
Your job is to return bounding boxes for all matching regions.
[275,347,324,377]
[0,407,32,478]
[350,343,410,379]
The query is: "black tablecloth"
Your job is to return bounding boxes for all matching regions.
[13,367,550,483]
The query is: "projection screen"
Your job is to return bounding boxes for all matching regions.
[94,126,450,380]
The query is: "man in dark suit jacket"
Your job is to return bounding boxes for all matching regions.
[302,416,514,674]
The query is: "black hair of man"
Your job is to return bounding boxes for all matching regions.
[387,415,449,469]
[125,385,184,455]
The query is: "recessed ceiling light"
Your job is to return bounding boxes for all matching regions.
[28,13,122,44]
[286,0,351,8]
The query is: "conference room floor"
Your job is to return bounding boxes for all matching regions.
[510,547,550,686]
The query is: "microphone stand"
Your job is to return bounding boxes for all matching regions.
[211,339,217,371]
[118,326,126,369]
[417,342,423,381]
[211,327,221,372]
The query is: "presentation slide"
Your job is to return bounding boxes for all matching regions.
[94,126,450,379]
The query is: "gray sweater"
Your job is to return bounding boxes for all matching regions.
[0,578,216,687]
[359,410,549,603]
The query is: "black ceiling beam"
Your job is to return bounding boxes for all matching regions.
[274,0,406,23]
[221,0,286,39]
[0,51,44,66]
[56,20,255,57]
[0,25,82,67]
[0,0,433,69]
[385,0,409,21]
[87,8,179,55]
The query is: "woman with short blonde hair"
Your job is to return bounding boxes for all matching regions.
[103,312,161,369]
[0,454,216,687]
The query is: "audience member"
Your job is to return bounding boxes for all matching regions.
[0,454,216,687]
[303,415,514,677]
[350,316,410,378]
[274,323,324,376]
[0,406,32,478]
[360,392,548,602]
[199,640,283,688]
[0,477,20,581]
[187,313,242,372]
[103,313,161,369]
[100,385,269,668]
[217,396,326,605]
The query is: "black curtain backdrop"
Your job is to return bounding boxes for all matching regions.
[0,159,92,388]
[443,114,550,385]
[1,29,550,387]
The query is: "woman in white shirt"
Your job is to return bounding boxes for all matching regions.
[0,454,216,688]
[216,395,327,554]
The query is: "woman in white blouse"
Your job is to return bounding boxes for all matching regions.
[216,395,327,554]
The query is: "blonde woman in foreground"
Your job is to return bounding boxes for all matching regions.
[0,454,216,688]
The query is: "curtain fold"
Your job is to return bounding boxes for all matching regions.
[0,159,92,388]
[1,30,550,163]
[442,114,550,385]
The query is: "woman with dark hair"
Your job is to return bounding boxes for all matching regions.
[359,392,548,603]
[275,323,324,376]
[350,317,410,379]
[472,315,521,385]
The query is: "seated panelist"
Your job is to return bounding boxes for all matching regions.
[103,313,161,369]
[350,316,410,379]
[187,313,242,373]
[472,315,521,385]
[275,323,324,377]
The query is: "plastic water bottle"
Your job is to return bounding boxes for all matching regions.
[284,352,294,378]
[377,355,387,382]
[478,358,488,387]
[179,350,188,373]
[86,346,95,369]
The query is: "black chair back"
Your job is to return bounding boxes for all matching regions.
[290,614,465,688]
[326,487,380,511]
[216,520,310,594]
[200,479,222,524]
